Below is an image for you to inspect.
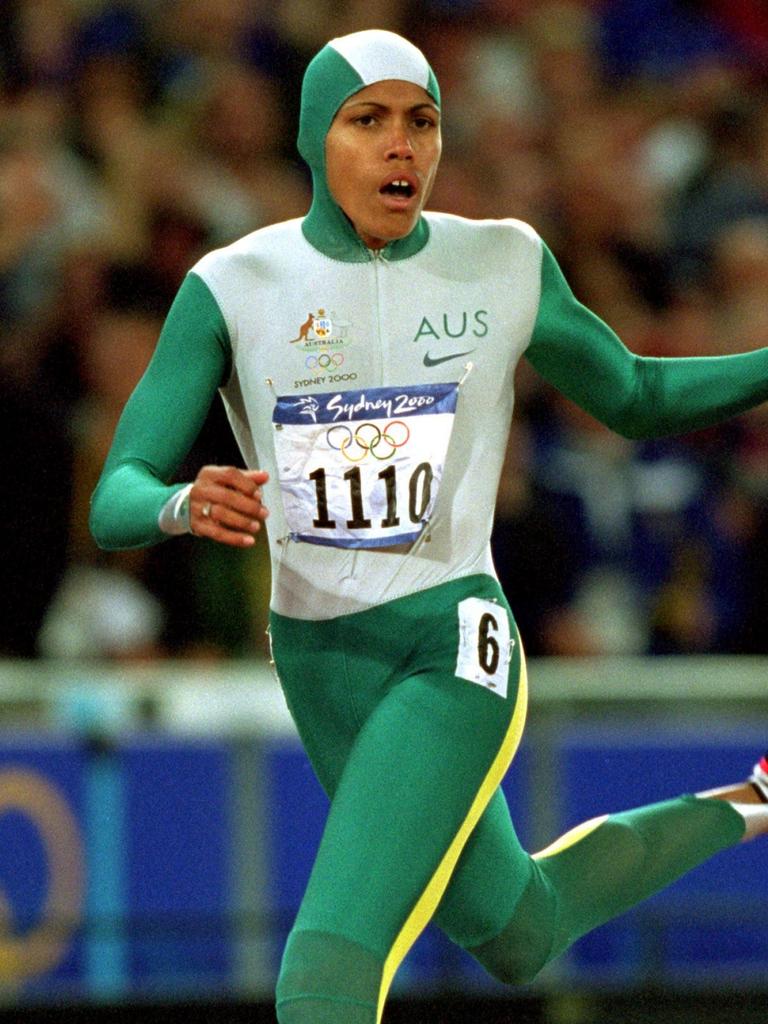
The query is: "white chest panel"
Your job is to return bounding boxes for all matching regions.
[195,213,543,618]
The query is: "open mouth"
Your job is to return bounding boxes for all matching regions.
[379,178,416,199]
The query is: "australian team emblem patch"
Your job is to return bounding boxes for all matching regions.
[288,308,358,389]
[289,308,342,345]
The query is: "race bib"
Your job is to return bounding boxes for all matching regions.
[455,597,512,698]
[272,382,459,548]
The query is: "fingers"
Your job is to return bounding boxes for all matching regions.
[190,466,270,548]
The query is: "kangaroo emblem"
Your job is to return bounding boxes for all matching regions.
[291,313,314,343]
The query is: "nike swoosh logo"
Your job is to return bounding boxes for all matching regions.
[422,348,476,367]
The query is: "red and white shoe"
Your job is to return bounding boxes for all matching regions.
[749,753,768,803]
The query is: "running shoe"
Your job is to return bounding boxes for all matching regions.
[749,752,768,803]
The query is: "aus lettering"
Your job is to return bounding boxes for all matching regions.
[413,310,488,343]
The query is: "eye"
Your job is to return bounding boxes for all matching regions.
[355,113,378,127]
[412,114,437,130]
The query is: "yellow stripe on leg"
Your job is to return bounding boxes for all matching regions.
[376,654,530,1023]
[532,815,609,861]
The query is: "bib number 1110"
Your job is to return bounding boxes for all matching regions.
[309,462,433,531]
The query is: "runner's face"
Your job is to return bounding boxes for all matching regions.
[325,80,441,250]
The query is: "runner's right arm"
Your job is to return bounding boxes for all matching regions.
[89,273,230,550]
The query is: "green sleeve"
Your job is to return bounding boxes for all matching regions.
[525,243,768,439]
[89,272,231,550]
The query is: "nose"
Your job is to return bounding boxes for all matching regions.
[385,125,414,161]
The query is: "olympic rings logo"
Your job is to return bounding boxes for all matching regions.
[306,352,344,370]
[0,768,84,982]
[326,420,410,462]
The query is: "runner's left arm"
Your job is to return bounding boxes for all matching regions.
[90,272,230,550]
[525,243,768,438]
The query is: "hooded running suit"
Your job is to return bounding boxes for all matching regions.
[91,29,766,1024]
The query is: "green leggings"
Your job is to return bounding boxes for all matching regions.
[270,575,744,1023]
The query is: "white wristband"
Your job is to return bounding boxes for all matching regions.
[158,484,193,536]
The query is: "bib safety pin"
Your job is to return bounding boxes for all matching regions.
[459,361,474,387]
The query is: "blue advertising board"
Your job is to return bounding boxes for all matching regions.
[0,722,766,1002]
[0,736,234,1001]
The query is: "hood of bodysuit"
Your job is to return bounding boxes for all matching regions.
[298,29,441,262]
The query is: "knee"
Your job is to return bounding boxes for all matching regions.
[468,928,552,987]
[465,868,559,987]
[277,929,384,1022]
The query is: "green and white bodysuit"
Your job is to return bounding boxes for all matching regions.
[91,29,765,1024]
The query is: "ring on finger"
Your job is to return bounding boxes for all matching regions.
[202,502,212,518]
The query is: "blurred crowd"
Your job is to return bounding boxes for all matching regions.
[2,0,768,662]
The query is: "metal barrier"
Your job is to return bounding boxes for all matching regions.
[0,656,765,1003]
